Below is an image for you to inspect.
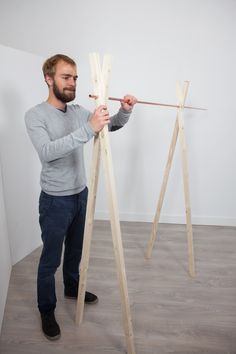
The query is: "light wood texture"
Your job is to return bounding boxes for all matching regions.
[146,81,195,277]
[76,53,136,354]
[145,117,179,259]
[75,135,101,324]
[89,94,207,110]
[75,52,108,325]
[1,221,236,354]
[177,82,195,277]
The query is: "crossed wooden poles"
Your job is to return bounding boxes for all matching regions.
[145,81,195,278]
[76,53,202,354]
[75,53,136,354]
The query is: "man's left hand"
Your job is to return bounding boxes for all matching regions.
[121,94,137,111]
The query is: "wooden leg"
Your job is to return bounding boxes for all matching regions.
[177,81,195,277]
[76,52,136,354]
[76,136,101,324]
[146,81,195,278]
[99,125,136,354]
[145,117,179,259]
[76,52,105,325]
[178,112,195,277]
[177,82,195,277]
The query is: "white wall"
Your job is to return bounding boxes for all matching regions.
[0,162,11,332]
[0,44,47,332]
[0,0,235,240]
[0,44,47,265]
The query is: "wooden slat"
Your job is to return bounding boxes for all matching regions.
[145,117,179,259]
[76,52,136,354]
[75,135,101,324]
[96,54,136,354]
[146,81,195,277]
[76,52,105,324]
[177,81,195,277]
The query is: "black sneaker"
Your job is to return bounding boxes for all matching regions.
[41,311,61,340]
[64,290,98,304]
[85,291,98,304]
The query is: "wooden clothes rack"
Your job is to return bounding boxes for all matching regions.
[75,54,201,353]
[90,81,198,278]
[75,53,136,354]
[145,81,195,277]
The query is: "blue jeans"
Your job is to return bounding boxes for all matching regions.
[37,187,88,313]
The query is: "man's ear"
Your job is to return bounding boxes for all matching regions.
[45,74,53,87]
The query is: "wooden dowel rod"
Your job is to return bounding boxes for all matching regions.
[89,94,207,111]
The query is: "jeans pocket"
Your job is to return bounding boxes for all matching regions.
[39,191,54,215]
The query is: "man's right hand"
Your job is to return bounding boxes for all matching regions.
[89,105,110,133]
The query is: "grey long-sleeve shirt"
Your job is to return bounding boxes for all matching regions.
[25,101,132,196]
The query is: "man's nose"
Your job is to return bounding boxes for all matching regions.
[69,77,77,86]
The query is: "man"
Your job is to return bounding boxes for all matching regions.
[25,54,137,341]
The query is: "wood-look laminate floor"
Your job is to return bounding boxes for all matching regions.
[0,221,236,354]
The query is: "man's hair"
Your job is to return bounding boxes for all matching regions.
[42,54,76,78]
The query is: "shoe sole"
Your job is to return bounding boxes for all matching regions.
[64,295,98,305]
[85,298,98,305]
[44,333,61,341]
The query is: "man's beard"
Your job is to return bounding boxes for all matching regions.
[53,81,76,103]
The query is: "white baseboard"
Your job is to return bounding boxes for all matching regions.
[95,211,236,227]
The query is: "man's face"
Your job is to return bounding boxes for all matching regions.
[50,60,78,103]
